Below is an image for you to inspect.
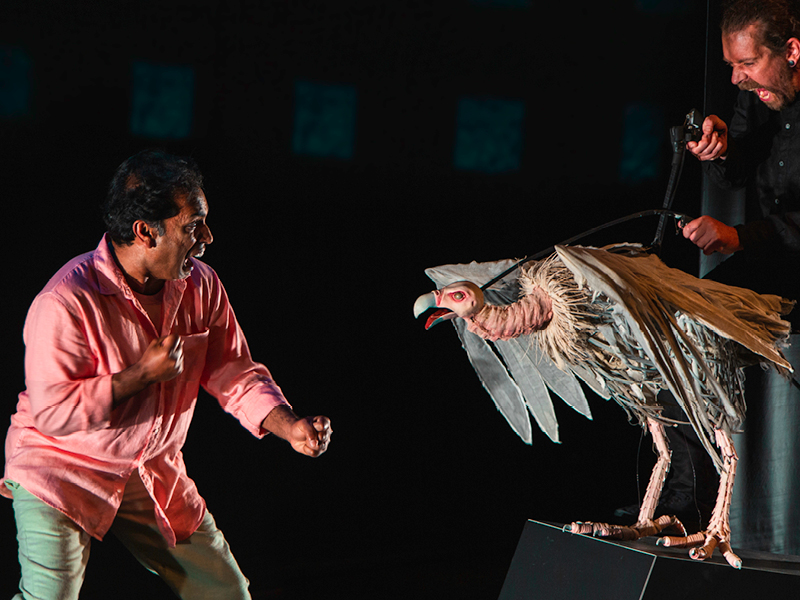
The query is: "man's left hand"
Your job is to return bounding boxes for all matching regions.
[262,406,332,457]
[287,415,332,457]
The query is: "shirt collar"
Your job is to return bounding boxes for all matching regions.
[93,233,187,298]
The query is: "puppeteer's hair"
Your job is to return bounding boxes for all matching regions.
[722,0,800,55]
[103,149,204,245]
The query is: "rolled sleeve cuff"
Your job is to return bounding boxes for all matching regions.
[236,384,291,438]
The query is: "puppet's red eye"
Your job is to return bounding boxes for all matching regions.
[451,291,465,301]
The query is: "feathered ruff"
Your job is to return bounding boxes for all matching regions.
[529,251,666,430]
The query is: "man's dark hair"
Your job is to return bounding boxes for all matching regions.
[103,149,204,245]
[722,0,800,55]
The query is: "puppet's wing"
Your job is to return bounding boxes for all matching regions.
[555,244,793,465]
[425,259,593,444]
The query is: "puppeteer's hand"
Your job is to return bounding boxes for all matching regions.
[686,115,728,161]
[682,216,742,255]
[112,334,184,406]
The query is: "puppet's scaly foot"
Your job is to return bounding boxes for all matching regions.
[656,429,742,568]
[657,527,742,569]
[564,515,685,541]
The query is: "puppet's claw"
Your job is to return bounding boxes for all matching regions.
[657,528,742,569]
[656,430,742,569]
[564,514,686,541]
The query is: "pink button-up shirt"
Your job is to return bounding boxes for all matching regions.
[2,235,289,545]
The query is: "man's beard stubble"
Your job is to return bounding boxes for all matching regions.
[738,66,797,110]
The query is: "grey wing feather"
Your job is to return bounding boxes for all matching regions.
[425,259,519,290]
[494,337,560,442]
[527,338,596,417]
[453,319,533,444]
[566,363,612,402]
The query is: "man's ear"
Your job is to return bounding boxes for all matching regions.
[132,220,158,248]
[786,37,800,65]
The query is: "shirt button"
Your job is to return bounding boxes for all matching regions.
[780,161,785,167]
[786,123,792,129]
[776,198,781,204]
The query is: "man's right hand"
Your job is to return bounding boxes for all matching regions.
[687,115,728,161]
[112,334,184,406]
[137,334,184,384]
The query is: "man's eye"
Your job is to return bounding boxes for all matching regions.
[452,292,465,301]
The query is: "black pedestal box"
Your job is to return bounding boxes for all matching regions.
[499,520,800,599]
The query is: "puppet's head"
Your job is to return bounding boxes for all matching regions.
[413,281,485,329]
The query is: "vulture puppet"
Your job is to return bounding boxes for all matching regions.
[414,243,794,568]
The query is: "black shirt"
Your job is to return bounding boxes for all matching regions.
[706,89,800,253]
[703,90,800,328]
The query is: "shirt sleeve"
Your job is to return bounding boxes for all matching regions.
[702,92,761,191]
[23,293,114,437]
[198,271,291,438]
[736,213,800,253]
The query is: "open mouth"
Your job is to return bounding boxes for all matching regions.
[755,88,772,102]
[184,245,205,270]
[423,307,454,330]
[413,290,457,330]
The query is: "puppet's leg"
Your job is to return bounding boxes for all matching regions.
[564,418,686,540]
[657,429,741,568]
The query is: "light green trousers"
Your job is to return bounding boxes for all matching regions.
[6,475,251,599]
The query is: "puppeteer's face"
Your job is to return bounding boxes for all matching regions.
[149,190,214,281]
[723,24,798,111]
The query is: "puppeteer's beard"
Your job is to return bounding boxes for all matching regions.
[739,67,797,110]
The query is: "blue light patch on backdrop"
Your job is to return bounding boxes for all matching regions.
[619,103,664,184]
[292,80,357,160]
[130,61,195,139]
[453,96,524,173]
[0,46,31,118]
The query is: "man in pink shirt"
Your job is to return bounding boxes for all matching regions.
[2,149,332,598]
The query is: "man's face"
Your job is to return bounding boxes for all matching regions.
[723,24,798,111]
[148,190,213,281]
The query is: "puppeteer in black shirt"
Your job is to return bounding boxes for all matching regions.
[703,89,800,328]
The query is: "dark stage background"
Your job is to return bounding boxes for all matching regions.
[0,1,748,598]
